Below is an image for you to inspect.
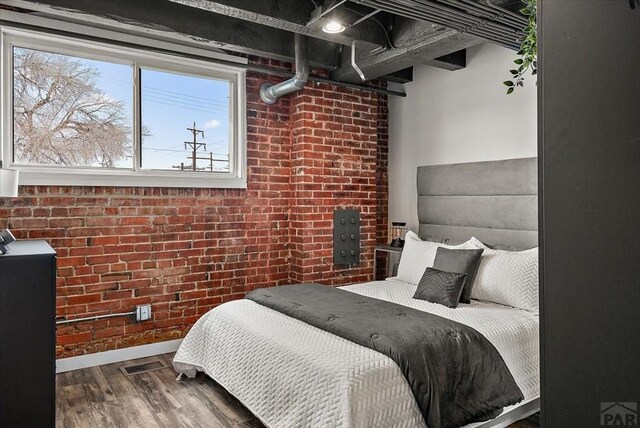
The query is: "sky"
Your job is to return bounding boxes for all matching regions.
[95,61,230,171]
[26,49,231,171]
[140,68,230,171]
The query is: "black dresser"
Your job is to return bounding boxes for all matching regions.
[0,240,56,427]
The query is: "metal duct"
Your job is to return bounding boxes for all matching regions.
[352,0,525,50]
[260,33,309,104]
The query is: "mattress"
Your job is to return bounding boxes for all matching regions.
[173,279,539,428]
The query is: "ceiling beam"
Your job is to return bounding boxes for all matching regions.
[425,49,467,71]
[167,0,388,49]
[2,0,341,69]
[331,17,482,82]
[382,67,414,84]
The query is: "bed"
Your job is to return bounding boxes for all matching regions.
[174,157,539,428]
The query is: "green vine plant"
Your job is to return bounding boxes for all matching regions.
[504,0,537,94]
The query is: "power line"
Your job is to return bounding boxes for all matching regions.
[141,96,227,113]
[95,80,227,112]
[97,76,230,107]
[141,97,226,115]
[145,147,229,157]
[194,153,231,172]
[143,86,230,107]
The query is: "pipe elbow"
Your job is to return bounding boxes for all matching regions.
[259,34,309,104]
[292,77,307,89]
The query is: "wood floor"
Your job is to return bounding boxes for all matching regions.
[56,353,540,428]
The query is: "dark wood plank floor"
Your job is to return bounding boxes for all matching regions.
[56,353,539,428]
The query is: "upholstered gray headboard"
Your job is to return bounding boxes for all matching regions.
[417,157,538,249]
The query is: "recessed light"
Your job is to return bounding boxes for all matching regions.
[322,20,346,34]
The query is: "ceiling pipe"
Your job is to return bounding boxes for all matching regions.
[363,0,514,43]
[409,1,521,42]
[393,0,520,49]
[454,0,527,27]
[355,0,524,50]
[421,0,524,32]
[260,33,309,104]
[484,0,529,26]
[384,0,515,34]
[408,0,523,45]
[349,8,381,28]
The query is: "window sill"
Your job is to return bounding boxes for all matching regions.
[16,168,247,189]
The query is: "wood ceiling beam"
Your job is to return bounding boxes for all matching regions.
[425,49,467,71]
[382,67,414,84]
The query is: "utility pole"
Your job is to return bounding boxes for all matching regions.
[183,122,206,171]
[173,123,229,171]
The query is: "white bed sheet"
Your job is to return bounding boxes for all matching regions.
[173,279,539,428]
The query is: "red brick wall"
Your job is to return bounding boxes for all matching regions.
[0,61,389,358]
[289,86,383,284]
[376,90,389,247]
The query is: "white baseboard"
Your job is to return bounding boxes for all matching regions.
[56,339,183,373]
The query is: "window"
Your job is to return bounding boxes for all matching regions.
[12,47,134,169]
[140,68,231,173]
[1,27,246,188]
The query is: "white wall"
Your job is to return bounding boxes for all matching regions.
[388,43,537,232]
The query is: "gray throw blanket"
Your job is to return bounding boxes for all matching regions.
[246,283,524,428]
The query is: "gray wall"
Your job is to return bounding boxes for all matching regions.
[539,1,640,426]
[388,43,537,232]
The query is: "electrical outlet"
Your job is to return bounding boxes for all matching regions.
[136,304,152,322]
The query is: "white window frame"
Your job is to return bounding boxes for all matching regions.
[1,23,247,189]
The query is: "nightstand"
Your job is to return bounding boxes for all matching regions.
[374,245,403,280]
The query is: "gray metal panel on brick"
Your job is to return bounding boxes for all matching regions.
[333,209,361,266]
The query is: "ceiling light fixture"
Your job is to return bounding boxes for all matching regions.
[322,20,346,34]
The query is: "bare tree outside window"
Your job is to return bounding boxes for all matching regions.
[12,47,132,168]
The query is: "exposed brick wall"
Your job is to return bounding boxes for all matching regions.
[0,59,389,358]
[289,85,384,284]
[376,91,389,246]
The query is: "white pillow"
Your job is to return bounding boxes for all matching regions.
[468,237,539,313]
[395,231,473,286]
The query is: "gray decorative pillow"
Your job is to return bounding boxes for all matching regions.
[432,247,484,304]
[413,268,468,308]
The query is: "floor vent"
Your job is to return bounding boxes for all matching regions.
[120,359,167,376]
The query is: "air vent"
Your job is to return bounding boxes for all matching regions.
[120,359,166,376]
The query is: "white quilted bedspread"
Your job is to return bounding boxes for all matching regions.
[173,279,539,428]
